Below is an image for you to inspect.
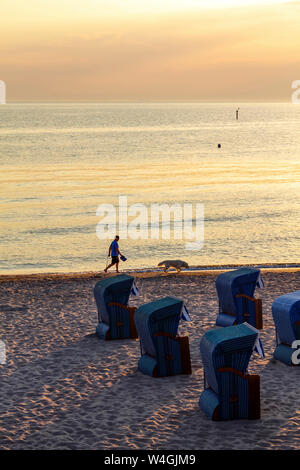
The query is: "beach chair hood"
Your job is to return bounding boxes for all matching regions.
[94,274,134,324]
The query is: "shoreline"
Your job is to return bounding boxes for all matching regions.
[0,262,299,282]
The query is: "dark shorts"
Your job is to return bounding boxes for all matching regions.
[111,256,119,265]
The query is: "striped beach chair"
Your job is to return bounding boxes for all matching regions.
[215,267,263,329]
[199,323,261,421]
[94,274,138,340]
[272,290,300,366]
[134,296,192,377]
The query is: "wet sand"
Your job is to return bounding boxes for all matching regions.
[0,270,299,450]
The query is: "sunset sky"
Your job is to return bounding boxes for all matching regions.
[1,0,300,101]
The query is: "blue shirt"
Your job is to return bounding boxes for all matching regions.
[110,240,119,257]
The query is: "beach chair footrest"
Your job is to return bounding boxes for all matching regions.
[199,388,220,420]
[96,321,110,340]
[138,355,158,377]
[274,344,298,366]
[216,313,237,327]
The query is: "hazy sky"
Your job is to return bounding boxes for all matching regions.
[1,0,300,101]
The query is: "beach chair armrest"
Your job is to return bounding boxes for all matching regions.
[235,294,256,302]
[107,302,136,313]
[153,331,177,340]
[217,367,248,379]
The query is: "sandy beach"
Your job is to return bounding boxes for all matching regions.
[0,269,299,450]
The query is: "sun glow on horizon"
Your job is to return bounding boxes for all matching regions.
[1,0,300,101]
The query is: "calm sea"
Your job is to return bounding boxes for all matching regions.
[0,102,299,274]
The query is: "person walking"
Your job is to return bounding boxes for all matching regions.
[104,235,123,273]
